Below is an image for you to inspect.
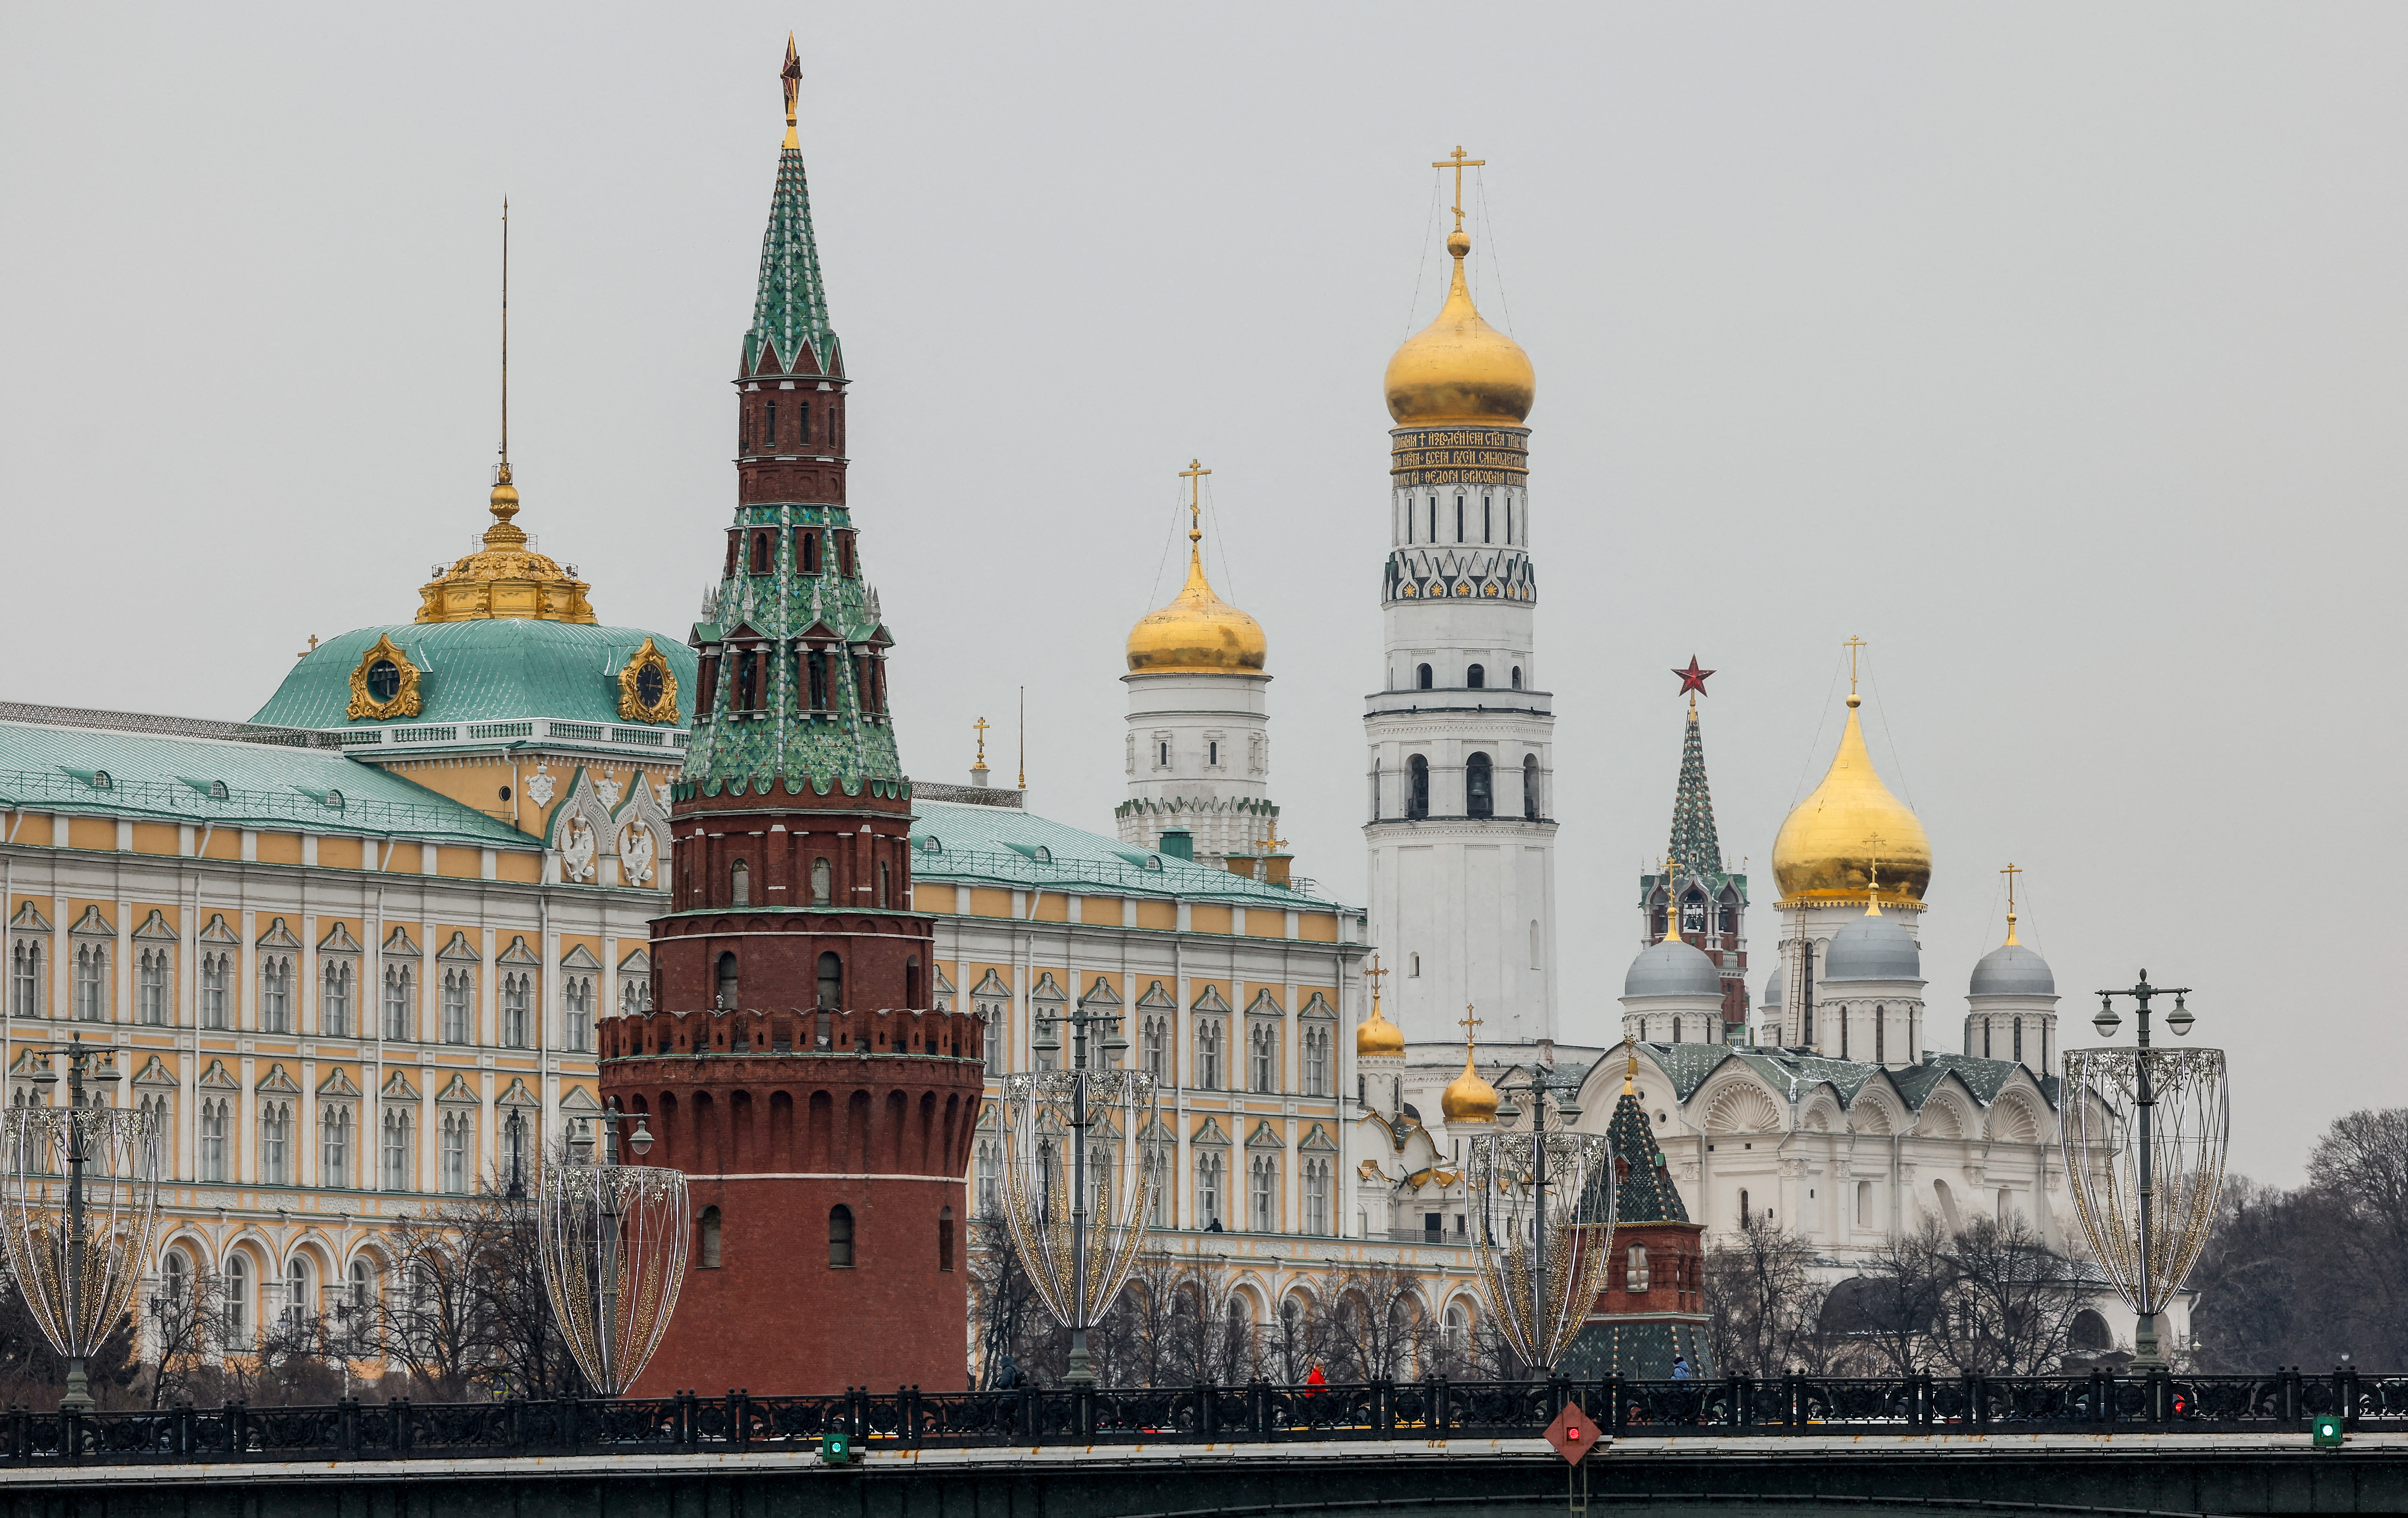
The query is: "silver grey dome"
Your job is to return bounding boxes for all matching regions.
[1623,937,1723,998]
[1821,912,1922,983]
[1970,941,2055,996]
[1762,972,1784,1010]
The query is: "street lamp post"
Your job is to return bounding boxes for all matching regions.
[0,1033,159,1413]
[1001,992,1155,1388]
[2063,969,2227,1370]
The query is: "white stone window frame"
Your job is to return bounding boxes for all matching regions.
[436,1075,480,1195]
[436,933,481,1047]
[197,915,241,1032]
[497,936,542,1050]
[255,917,302,1035]
[381,928,422,1043]
[1030,972,1068,1073]
[68,906,115,1025]
[6,903,51,1021]
[560,945,602,1052]
[316,922,362,1039]
[1192,1122,1230,1230]
[616,946,653,1019]
[498,1079,542,1195]
[378,1072,420,1193]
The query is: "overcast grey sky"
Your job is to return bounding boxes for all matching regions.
[5,5,2401,1183]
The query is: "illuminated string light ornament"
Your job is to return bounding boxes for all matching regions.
[2059,971,2228,1367]
[1466,1065,1614,1374]
[539,1104,690,1395]
[998,992,1158,1385]
[0,1035,161,1411]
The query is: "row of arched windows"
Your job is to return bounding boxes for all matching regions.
[1391,752,1544,821]
[1412,663,1523,691]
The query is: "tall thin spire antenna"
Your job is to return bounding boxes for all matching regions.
[499,198,510,485]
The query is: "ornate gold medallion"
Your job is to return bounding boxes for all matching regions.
[346,633,423,720]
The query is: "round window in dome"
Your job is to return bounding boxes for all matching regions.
[366,661,401,702]
[636,662,666,708]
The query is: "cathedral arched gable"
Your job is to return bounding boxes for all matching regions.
[1848,1088,1900,1136]
[1915,1083,1974,1140]
[1990,1092,2043,1145]
[1798,1091,1842,1133]
[1699,1073,1784,1135]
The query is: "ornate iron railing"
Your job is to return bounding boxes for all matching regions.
[0,1369,2393,1464]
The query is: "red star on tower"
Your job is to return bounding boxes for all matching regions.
[1671,656,1714,697]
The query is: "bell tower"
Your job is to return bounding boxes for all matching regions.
[604,40,983,1398]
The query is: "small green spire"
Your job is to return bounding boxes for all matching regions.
[1607,1069,1688,1224]
[1666,698,1724,881]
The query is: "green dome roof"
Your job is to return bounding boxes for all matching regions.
[250,620,696,731]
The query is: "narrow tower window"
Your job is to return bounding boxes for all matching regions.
[938,1206,955,1272]
[799,399,812,445]
[699,1206,723,1268]
[1483,496,1492,542]
[1466,752,1494,819]
[877,860,890,908]
[730,860,750,906]
[751,532,771,573]
[1407,755,1430,820]
[766,399,778,447]
[828,1205,855,1268]
[811,857,832,905]
[801,528,822,572]
[1416,663,1433,690]
[1467,664,1485,689]
[1511,666,1523,689]
[1158,741,1169,766]
[1455,496,1465,541]
[817,951,843,1011]
[1428,499,1438,541]
[1523,754,1540,820]
[715,951,738,1010]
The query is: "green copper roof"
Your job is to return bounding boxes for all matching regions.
[1605,1071,1688,1224]
[1668,701,1723,877]
[743,144,840,377]
[911,801,1355,911]
[0,719,523,847]
[1611,1042,2056,1116]
[249,621,696,731]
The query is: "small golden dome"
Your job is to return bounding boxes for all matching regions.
[417,465,596,626]
[1355,998,1405,1059]
[1383,230,1535,426]
[1771,694,1932,905]
[1441,1050,1499,1125]
[1126,547,1267,675]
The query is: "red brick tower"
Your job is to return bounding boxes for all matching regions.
[602,44,982,1398]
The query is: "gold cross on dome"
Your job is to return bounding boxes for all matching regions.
[1459,1003,1483,1049]
[1863,833,1887,909]
[1432,146,1487,233]
[1178,458,1211,543]
[972,716,990,765]
[1844,635,1867,695]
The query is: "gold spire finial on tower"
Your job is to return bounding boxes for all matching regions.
[1441,1003,1499,1124]
[1662,856,1684,942]
[1432,145,1487,234]
[2001,862,2023,946]
[1356,954,1404,1058]
[780,34,802,150]
[1385,148,1533,426]
[1126,459,1266,674]
[498,197,510,495]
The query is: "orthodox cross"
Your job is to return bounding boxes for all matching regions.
[1365,954,1388,1012]
[1258,818,1289,856]
[1432,146,1486,232]
[1863,832,1887,908]
[1672,655,1714,698]
[1179,459,1211,544]
[1661,857,1683,941]
[1459,1003,1483,1053]
[2001,862,2022,944]
[972,715,990,766]
[1844,635,1867,696]
[780,34,803,146]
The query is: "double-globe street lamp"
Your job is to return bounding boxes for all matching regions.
[1000,991,1158,1386]
[0,1033,161,1412]
[2060,970,2228,1368]
[1468,1065,1614,1377]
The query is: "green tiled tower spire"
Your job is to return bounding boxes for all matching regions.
[679,46,903,801]
[1666,696,1722,879]
[1607,1053,1688,1223]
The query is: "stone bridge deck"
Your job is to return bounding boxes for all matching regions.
[0,1433,2403,1518]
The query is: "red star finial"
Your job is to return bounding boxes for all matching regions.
[1672,656,1714,697]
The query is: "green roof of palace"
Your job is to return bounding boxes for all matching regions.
[1614,1042,2057,1113]
[0,719,525,846]
[911,801,1354,911]
[248,621,696,731]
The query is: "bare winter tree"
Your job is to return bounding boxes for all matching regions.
[1837,1216,1953,1376]
[143,1267,228,1408]
[1260,1284,1329,1385]
[1317,1262,1432,1383]
[1705,1216,1825,1376]
[372,1176,580,1400]
[1933,1216,2087,1376]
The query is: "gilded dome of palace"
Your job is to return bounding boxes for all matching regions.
[1771,695,1932,905]
[1356,997,1405,1058]
[417,470,596,626]
[1384,230,1535,427]
[1126,547,1267,675]
[1441,1051,1499,1125]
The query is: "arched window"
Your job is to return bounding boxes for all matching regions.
[1876,1005,1886,1065]
[938,1206,955,1273]
[285,1256,310,1328]
[382,1107,411,1189]
[1522,754,1540,820]
[800,528,822,573]
[440,966,471,1044]
[1466,664,1485,689]
[1371,758,1381,822]
[765,399,778,449]
[905,955,922,1008]
[730,859,750,906]
[828,1205,855,1268]
[715,951,739,1010]
[816,952,843,1011]
[224,1254,252,1348]
[1249,1154,1277,1232]
[1466,752,1494,819]
[501,972,531,1047]
[810,857,832,906]
[877,860,890,908]
[1626,1243,1650,1291]
[750,532,771,573]
[1857,1179,1874,1228]
[1511,666,1523,689]
[321,959,352,1037]
[382,964,413,1041]
[1407,755,1430,820]
[348,1258,372,1311]
[1482,495,1493,543]
[699,1205,723,1269]
[1454,495,1465,541]
[200,953,230,1029]
[200,1100,228,1182]
[1416,663,1433,690]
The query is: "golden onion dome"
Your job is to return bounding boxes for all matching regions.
[1771,694,1933,905]
[1355,997,1405,1059]
[1441,1050,1499,1126]
[1383,230,1536,427]
[1125,544,1267,675]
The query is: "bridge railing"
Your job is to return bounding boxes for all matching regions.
[0,1369,2397,1464]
